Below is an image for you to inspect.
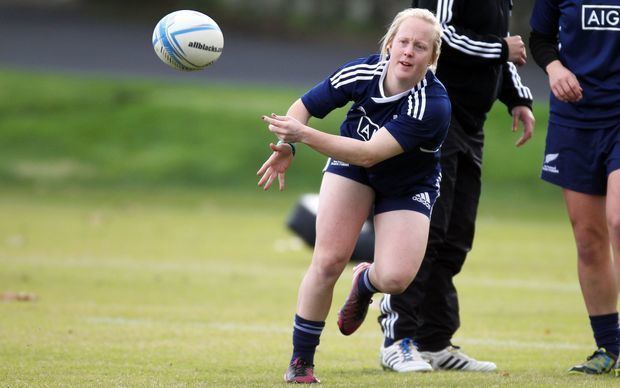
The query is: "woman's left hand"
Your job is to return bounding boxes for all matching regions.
[262,113,306,143]
[256,142,294,191]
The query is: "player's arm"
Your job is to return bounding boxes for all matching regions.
[423,0,523,65]
[529,31,582,103]
[529,0,582,103]
[497,63,535,147]
[270,98,311,157]
[258,57,369,190]
[263,94,451,167]
[286,99,312,127]
[256,99,310,191]
[262,114,403,168]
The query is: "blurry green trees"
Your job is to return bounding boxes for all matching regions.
[24,0,537,41]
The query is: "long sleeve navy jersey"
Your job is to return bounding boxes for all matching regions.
[530,0,620,129]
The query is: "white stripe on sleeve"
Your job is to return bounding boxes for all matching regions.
[506,62,533,100]
[437,0,503,59]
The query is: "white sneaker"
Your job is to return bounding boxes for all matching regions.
[380,338,433,372]
[420,345,497,372]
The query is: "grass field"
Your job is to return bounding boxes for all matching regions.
[0,69,550,192]
[0,70,617,386]
[0,186,617,387]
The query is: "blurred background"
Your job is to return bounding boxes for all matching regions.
[2,2,590,386]
[0,0,549,190]
[0,0,544,90]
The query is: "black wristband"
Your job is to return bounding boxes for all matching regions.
[277,140,296,156]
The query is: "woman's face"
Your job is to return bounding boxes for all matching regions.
[387,17,435,85]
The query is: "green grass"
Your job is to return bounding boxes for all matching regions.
[0,187,617,387]
[0,69,611,385]
[0,69,550,193]
[0,69,329,189]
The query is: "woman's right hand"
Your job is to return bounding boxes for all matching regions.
[257,142,294,191]
[546,60,583,103]
[262,114,307,144]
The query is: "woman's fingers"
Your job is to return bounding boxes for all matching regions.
[262,114,287,125]
[563,79,579,101]
[551,72,583,103]
[262,115,286,136]
[264,175,274,190]
[261,113,302,142]
[258,168,276,190]
[257,161,268,175]
[257,168,269,186]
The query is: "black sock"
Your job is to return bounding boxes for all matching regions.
[356,267,378,297]
[590,312,620,358]
[291,314,325,365]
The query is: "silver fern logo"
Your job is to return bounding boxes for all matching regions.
[543,153,559,173]
[545,153,559,164]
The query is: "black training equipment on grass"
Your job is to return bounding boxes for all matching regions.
[286,194,374,263]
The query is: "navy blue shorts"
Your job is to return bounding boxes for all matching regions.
[323,158,439,217]
[541,121,620,195]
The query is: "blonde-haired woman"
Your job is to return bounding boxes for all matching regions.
[258,8,450,383]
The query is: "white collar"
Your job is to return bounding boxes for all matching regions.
[373,65,428,104]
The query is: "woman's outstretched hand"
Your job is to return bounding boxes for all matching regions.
[262,113,306,143]
[257,141,294,191]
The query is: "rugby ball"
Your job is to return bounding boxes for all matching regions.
[152,10,224,71]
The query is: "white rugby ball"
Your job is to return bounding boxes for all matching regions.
[152,10,224,71]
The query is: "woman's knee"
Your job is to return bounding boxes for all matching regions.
[310,252,349,282]
[607,212,620,241]
[372,269,414,294]
[573,224,610,265]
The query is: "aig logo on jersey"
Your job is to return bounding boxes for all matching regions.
[583,5,620,31]
[356,116,380,141]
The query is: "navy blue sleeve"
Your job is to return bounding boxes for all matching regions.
[530,0,560,35]
[301,77,352,119]
[384,92,451,152]
[301,56,384,118]
[300,58,374,119]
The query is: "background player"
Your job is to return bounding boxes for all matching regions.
[530,0,620,376]
[377,0,535,373]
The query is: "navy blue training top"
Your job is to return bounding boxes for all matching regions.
[301,54,451,197]
[530,0,620,128]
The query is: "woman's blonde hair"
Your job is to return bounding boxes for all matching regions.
[379,8,442,70]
